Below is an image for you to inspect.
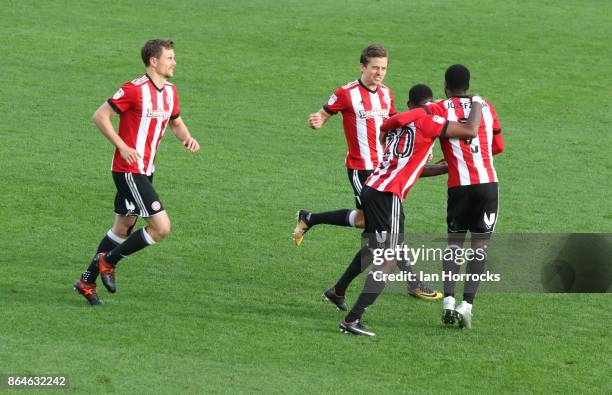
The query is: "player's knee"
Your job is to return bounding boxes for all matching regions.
[146,220,171,242]
[355,210,365,228]
[155,222,171,240]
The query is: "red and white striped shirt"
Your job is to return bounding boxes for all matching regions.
[435,97,501,188]
[366,104,448,201]
[323,80,396,170]
[107,74,180,175]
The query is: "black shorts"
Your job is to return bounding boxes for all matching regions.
[113,172,165,217]
[347,168,373,209]
[361,185,404,249]
[447,182,498,234]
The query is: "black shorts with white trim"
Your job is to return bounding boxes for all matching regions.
[361,185,404,250]
[347,168,373,209]
[447,182,498,234]
[112,172,165,217]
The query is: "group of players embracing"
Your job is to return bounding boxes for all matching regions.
[293,44,505,336]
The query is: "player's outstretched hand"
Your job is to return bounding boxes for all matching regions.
[119,146,141,165]
[183,137,200,153]
[308,112,324,129]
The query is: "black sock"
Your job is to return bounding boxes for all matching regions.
[82,231,123,283]
[106,228,155,265]
[345,269,387,322]
[463,253,486,304]
[443,245,463,298]
[307,209,354,227]
[334,246,371,296]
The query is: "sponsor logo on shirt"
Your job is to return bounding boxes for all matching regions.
[358,108,390,119]
[146,109,171,119]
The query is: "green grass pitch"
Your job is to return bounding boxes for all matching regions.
[1,0,611,393]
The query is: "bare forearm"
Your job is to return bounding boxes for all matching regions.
[421,163,448,177]
[170,117,200,152]
[92,103,141,164]
[171,120,192,141]
[465,99,483,134]
[308,108,331,129]
[93,111,128,150]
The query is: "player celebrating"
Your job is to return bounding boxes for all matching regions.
[294,44,394,243]
[74,39,200,305]
[294,44,440,305]
[436,65,505,329]
[339,85,484,336]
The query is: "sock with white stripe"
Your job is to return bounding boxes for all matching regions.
[105,228,155,265]
[82,230,126,283]
[307,209,355,227]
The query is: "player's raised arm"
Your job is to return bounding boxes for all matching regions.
[380,107,429,145]
[381,107,428,132]
[169,117,200,152]
[92,101,141,165]
[308,108,332,129]
[442,96,483,139]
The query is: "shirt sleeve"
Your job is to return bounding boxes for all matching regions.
[418,115,449,139]
[431,101,448,117]
[107,82,137,114]
[492,133,505,154]
[170,86,180,120]
[323,87,348,115]
[487,100,502,133]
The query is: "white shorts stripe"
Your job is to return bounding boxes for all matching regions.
[391,195,400,247]
[352,170,362,194]
[125,173,149,217]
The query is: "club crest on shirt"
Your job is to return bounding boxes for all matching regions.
[383,92,391,106]
[166,95,172,106]
[327,94,338,106]
[113,88,125,100]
